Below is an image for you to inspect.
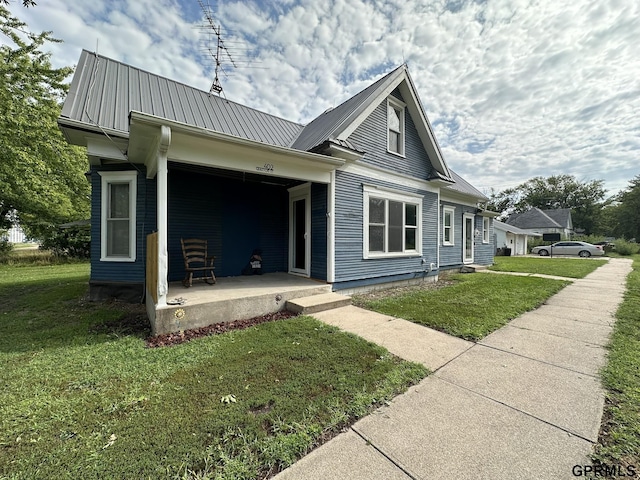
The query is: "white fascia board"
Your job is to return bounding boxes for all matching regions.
[129,111,344,183]
[86,137,128,162]
[341,162,439,194]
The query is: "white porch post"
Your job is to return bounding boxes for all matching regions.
[156,125,171,307]
[327,170,336,284]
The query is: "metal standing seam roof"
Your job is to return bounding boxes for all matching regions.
[60,50,304,147]
[444,170,489,200]
[290,65,406,151]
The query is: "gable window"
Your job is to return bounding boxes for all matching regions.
[482,217,490,243]
[99,171,137,262]
[363,185,422,258]
[387,97,405,156]
[443,206,455,245]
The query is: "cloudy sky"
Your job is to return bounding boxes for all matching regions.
[6,0,640,196]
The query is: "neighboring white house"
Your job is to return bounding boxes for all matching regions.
[4,225,26,243]
[494,220,541,256]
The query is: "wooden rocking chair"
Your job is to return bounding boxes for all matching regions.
[180,238,216,287]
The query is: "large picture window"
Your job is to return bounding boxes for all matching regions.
[99,171,137,262]
[443,206,455,245]
[364,186,422,258]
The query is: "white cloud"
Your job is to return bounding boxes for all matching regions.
[6,0,639,195]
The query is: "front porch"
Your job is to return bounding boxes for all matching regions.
[151,272,332,335]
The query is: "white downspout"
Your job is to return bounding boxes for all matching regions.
[156,125,171,307]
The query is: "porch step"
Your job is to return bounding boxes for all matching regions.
[286,292,351,315]
[460,264,489,273]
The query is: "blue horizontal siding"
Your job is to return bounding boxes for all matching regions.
[90,166,156,284]
[334,170,438,283]
[439,202,494,267]
[167,169,289,281]
[346,92,433,180]
[311,183,328,280]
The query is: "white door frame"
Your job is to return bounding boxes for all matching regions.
[288,183,311,277]
[463,213,474,264]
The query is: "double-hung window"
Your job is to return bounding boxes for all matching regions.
[364,186,422,258]
[443,206,455,245]
[387,97,405,156]
[482,217,490,243]
[99,171,137,262]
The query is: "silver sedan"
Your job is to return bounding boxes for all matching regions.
[531,241,605,257]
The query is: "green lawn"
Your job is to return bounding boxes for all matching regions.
[489,256,607,278]
[0,263,427,479]
[353,273,569,341]
[595,255,640,469]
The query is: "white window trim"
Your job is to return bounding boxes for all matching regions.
[482,217,490,244]
[99,171,137,262]
[387,96,406,157]
[443,206,455,246]
[363,185,422,259]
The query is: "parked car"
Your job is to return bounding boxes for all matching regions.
[531,241,605,257]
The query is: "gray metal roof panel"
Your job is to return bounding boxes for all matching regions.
[290,65,406,151]
[444,170,488,200]
[61,50,304,146]
[494,220,541,236]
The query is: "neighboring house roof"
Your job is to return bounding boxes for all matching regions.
[506,207,562,229]
[444,170,488,201]
[543,208,572,229]
[60,50,304,147]
[494,220,542,236]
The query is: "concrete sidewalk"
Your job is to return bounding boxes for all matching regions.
[275,258,633,480]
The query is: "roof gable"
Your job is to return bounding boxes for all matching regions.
[542,208,572,228]
[506,207,562,229]
[292,65,452,181]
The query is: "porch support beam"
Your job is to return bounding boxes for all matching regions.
[156,125,171,307]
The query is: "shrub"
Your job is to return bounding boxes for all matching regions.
[39,224,90,259]
[613,239,639,256]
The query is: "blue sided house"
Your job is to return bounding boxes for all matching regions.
[58,50,495,334]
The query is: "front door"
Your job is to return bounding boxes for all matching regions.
[289,184,311,276]
[463,214,474,264]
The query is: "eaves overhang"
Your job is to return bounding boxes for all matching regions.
[129,111,345,184]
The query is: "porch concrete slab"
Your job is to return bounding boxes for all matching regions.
[313,306,473,371]
[479,325,607,376]
[273,429,411,480]
[509,312,613,346]
[435,345,604,441]
[353,376,592,480]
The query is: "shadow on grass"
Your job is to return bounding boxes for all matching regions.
[0,275,150,354]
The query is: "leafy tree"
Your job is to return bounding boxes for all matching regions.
[0,1,36,7]
[488,175,606,235]
[612,175,640,241]
[0,7,89,238]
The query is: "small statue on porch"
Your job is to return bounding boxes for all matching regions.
[242,249,263,275]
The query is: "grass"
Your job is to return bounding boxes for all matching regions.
[595,254,640,469]
[489,256,607,278]
[353,273,569,341]
[0,262,427,479]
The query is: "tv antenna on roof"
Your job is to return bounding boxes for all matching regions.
[198,0,237,95]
